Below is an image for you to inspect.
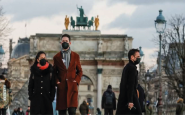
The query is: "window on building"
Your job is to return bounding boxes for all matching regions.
[88,85,91,91]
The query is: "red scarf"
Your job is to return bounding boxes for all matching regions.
[37,62,49,70]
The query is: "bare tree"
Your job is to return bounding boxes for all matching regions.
[160,15,185,102]
[0,5,11,38]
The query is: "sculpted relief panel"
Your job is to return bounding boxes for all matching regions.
[102,69,122,88]
[103,77,121,88]
[39,38,61,51]
[82,69,97,89]
[71,40,97,52]
[102,69,123,76]
[103,40,124,51]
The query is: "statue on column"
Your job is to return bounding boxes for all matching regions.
[65,15,70,30]
[98,39,103,53]
[33,37,37,51]
[95,15,99,30]
[124,38,129,57]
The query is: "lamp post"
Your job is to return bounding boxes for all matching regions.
[139,46,144,83]
[0,44,5,68]
[144,70,151,101]
[154,9,167,115]
[139,46,144,62]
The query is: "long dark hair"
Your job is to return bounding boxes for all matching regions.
[33,51,46,65]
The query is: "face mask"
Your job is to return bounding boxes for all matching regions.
[20,110,22,112]
[62,42,69,49]
[39,59,47,66]
[0,80,5,83]
[134,57,141,65]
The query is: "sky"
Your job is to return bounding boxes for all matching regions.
[0,0,185,69]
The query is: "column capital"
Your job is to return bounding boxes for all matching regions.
[97,68,103,74]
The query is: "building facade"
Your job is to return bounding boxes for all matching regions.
[7,30,133,114]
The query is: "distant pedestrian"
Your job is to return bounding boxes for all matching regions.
[96,108,101,115]
[12,109,18,115]
[0,75,11,115]
[102,85,116,115]
[18,107,24,115]
[176,98,185,115]
[79,100,89,115]
[26,106,30,115]
[145,101,153,115]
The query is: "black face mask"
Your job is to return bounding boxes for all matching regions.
[39,59,47,66]
[134,57,141,65]
[62,42,69,49]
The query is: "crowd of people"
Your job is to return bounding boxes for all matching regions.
[12,106,30,115]
[1,33,185,115]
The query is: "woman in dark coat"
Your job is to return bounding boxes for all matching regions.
[28,51,55,115]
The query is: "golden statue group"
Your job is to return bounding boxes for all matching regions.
[64,6,99,30]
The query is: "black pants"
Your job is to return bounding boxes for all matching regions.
[104,108,113,115]
[59,107,76,115]
[0,109,6,115]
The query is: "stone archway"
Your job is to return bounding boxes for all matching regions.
[82,69,97,89]
[78,75,95,114]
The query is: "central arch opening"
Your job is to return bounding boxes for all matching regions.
[78,75,94,114]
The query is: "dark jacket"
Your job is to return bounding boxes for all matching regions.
[12,111,18,115]
[176,102,185,115]
[18,111,25,115]
[79,101,89,115]
[28,64,55,115]
[97,108,101,115]
[116,60,142,115]
[102,89,116,110]
[137,84,145,112]
[26,110,30,115]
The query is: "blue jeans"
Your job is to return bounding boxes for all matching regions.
[52,101,59,115]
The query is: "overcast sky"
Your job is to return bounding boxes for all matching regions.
[1,0,185,69]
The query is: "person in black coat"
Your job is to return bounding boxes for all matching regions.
[116,49,142,115]
[102,85,116,115]
[28,51,56,115]
[18,107,25,115]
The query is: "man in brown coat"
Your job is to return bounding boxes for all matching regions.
[53,34,83,115]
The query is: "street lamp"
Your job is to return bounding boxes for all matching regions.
[139,46,144,83]
[139,46,144,62]
[155,9,167,115]
[144,70,151,101]
[0,45,5,68]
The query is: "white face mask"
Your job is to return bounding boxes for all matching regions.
[0,80,5,83]
[20,110,22,112]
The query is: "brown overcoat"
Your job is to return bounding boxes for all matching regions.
[53,51,83,110]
